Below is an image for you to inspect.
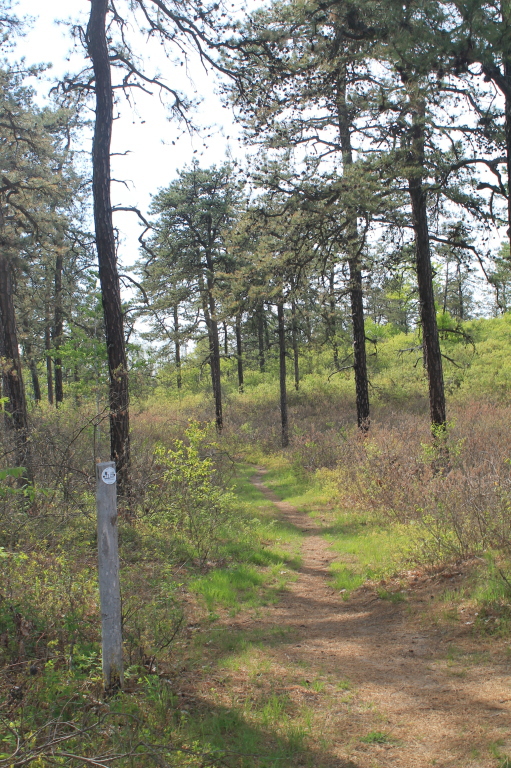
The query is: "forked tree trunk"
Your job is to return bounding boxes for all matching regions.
[87,0,131,496]
[277,298,289,448]
[0,254,32,480]
[407,96,446,429]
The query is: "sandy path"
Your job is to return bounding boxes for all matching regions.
[241,469,511,767]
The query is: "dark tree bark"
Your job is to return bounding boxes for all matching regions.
[264,308,270,353]
[291,298,299,391]
[337,71,370,430]
[257,302,265,373]
[223,320,228,357]
[87,0,131,496]
[208,298,223,431]
[235,313,244,392]
[277,297,289,448]
[0,254,32,479]
[202,240,223,429]
[44,317,53,406]
[407,98,446,429]
[29,357,41,403]
[53,251,64,405]
[21,322,41,403]
[173,304,182,390]
[199,271,223,430]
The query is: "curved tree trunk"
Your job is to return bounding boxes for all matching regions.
[87,0,131,497]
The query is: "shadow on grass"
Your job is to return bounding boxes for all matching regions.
[176,692,360,768]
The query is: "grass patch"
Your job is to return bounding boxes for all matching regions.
[189,464,303,615]
[376,587,407,603]
[325,513,408,596]
[360,730,394,744]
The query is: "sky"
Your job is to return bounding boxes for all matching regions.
[14,0,241,269]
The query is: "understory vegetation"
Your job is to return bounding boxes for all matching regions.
[2,313,511,767]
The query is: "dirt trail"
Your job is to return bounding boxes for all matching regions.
[240,469,511,767]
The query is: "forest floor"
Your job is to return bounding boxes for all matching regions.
[179,468,511,768]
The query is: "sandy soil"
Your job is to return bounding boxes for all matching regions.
[188,468,511,767]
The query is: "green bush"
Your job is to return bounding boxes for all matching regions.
[148,423,242,565]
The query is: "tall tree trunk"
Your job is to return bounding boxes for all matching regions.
[199,272,223,430]
[337,70,370,430]
[328,270,340,370]
[235,313,244,393]
[29,358,41,403]
[264,309,270,354]
[223,320,228,357]
[44,317,54,406]
[0,254,32,480]
[208,297,223,431]
[277,297,289,448]
[53,251,64,405]
[21,321,41,403]
[504,13,511,254]
[173,304,182,390]
[442,260,449,315]
[257,303,265,373]
[87,0,130,497]
[202,241,223,429]
[407,96,446,429]
[456,262,464,320]
[291,298,299,391]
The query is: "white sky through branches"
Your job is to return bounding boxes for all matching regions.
[14,0,239,269]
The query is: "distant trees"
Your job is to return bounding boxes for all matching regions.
[0,64,80,478]
[4,0,511,463]
[226,0,375,429]
[139,164,243,430]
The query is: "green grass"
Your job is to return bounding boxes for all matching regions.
[325,514,408,596]
[261,463,335,511]
[187,464,303,616]
[360,731,394,744]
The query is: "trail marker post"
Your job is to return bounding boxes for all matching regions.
[96,461,123,693]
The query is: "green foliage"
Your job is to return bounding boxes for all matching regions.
[148,422,241,565]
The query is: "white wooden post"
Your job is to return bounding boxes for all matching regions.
[96,461,123,693]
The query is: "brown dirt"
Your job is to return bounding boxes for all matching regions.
[189,468,511,767]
